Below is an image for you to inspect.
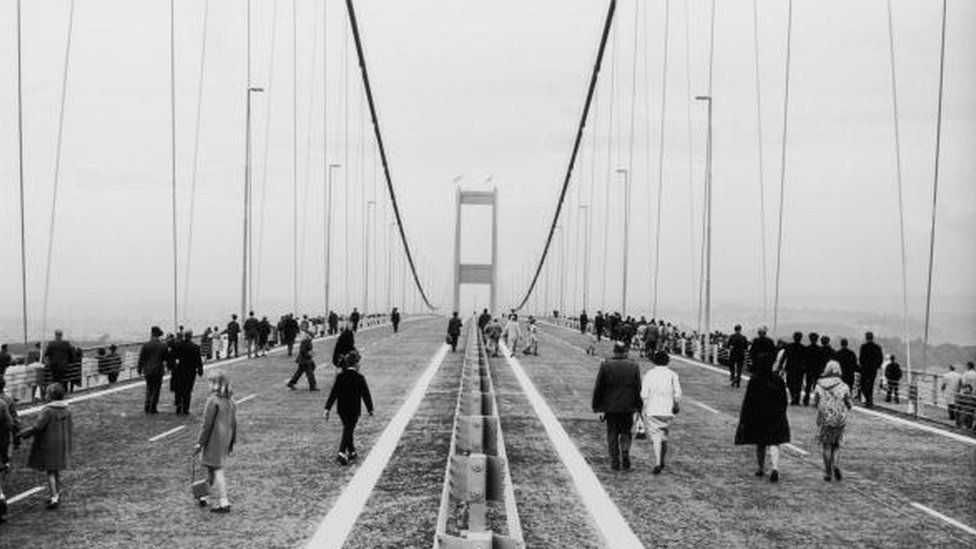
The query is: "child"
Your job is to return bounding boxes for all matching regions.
[586,325,598,356]
[193,371,237,513]
[884,355,902,404]
[0,377,22,521]
[287,334,318,391]
[18,383,72,510]
[522,318,539,356]
[324,350,373,465]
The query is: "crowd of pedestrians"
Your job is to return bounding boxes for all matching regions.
[0,305,400,522]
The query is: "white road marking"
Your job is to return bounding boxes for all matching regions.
[148,425,186,442]
[686,398,721,415]
[305,343,451,549]
[7,486,45,504]
[910,502,976,537]
[20,317,430,417]
[783,443,810,456]
[235,393,257,405]
[499,341,644,549]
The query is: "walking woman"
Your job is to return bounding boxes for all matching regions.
[19,383,73,509]
[193,371,237,513]
[640,350,682,474]
[734,353,790,482]
[325,350,373,465]
[813,360,852,481]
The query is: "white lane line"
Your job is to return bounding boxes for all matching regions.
[499,342,644,549]
[305,343,451,549]
[19,317,432,417]
[235,393,257,405]
[686,398,721,415]
[911,502,976,537]
[783,443,810,456]
[7,486,45,505]
[148,425,186,442]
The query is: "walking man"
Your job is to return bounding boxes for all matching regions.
[391,307,401,334]
[579,310,589,335]
[727,325,749,388]
[173,331,204,415]
[138,327,169,414]
[858,332,883,408]
[225,315,241,358]
[591,341,642,471]
[782,332,806,405]
[243,312,259,358]
[350,308,361,333]
[447,312,463,353]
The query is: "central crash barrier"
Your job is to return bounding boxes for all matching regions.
[434,321,524,549]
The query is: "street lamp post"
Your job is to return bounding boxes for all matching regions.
[325,163,341,317]
[242,86,264,321]
[696,95,713,355]
[615,168,630,317]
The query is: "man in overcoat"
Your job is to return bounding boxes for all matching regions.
[591,341,642,470]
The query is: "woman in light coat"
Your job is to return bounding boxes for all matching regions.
[504,315,522,357]
[193,370,237,512]
[640,351,682,475]
[813,360,852,482]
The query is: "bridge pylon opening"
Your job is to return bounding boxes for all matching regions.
[452,188,498,315]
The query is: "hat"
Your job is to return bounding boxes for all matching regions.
[343,350,361,368]
[151,326,163,337]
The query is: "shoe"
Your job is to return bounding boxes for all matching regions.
[349,451,359,462]
[823,474,832,482]
[197,497,208,507]
[337,453,349,466]
[769,470,779,483]
[833,467,842,481]
[755,469,765,478]
[287,383,296,390]
[210,506,231,514]
[46,499,59,510]
[652,465,662,475]
[622,458,631,471]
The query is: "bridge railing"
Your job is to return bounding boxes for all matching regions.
[434,320,523,548]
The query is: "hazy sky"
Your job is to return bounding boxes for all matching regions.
[0,0,973,341]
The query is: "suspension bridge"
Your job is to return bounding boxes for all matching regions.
[0,0,973,547]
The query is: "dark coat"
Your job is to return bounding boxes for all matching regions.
[859,341,884,374]
[782,342,806,373]
[448,317,463,337]
[282,318,300,343]
[138,339,169,377]
[591,358,642,414]
[836,348,858,387]
[44,340,74,382]
[174,341,203,378]
[734,370,790,446]
[243,317,259,338]
[333,330,356,367]
[728,333,749,360]
[325,369,374,417]
[22,401,73,472]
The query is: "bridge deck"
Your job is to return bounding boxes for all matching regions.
[0,318,973,548]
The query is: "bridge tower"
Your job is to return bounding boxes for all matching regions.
[452,188,498,314]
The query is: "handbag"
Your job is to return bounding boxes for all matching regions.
[633,412,648,440]
[190,459,210,500]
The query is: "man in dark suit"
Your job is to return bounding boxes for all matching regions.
[138,327,169,414]
[172,331,204,415]
[591,341,642,471]
[782,332,806,405]
[727,325,750,388]
[858,332,884,408]
[802,332,821,406]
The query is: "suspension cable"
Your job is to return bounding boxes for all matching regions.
[344,0,437,309]
[921,0,948,375]
[512,0,617,312]
[183,0,212,320]
[292,0,298,312]
[752,0,769,322]
[600,14,618,310]
[698,0,717,335]
[170,0,179,332]
[625,0,639,315]
[652,0,672,318]
[40,0,77,343]
[298,9,322,298]
[772,0,794,335]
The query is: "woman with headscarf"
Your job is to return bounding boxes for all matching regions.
[734,349,791,483]
[813,360,852,481]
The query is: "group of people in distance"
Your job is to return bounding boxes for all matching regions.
[0,306,389,522]
[585,313,933,484]
[939,361,976,431]
[472,309,539,358]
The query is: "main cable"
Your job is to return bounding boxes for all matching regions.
[772,0,794,335]
[344,0,436,309]
[513,0,617,312]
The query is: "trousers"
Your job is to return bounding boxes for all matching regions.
[144,374,163,412]
[860,370,878,407]
[786,369,804,404]
[339,413,360,455]
[288,362,317,390]
[604,413,634,467]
